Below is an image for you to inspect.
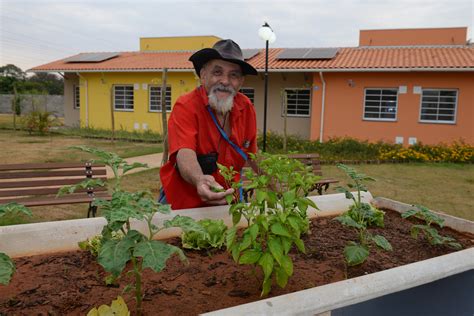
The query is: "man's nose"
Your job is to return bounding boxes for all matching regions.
[219,74,230,86]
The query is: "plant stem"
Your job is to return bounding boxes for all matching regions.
[131,256,143,316]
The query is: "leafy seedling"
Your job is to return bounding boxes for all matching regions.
[334,164,392,266]
[402,205,462,250]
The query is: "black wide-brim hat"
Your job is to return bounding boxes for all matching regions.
[189,39,258,77]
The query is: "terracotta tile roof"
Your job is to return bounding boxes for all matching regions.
[30,46,474,72]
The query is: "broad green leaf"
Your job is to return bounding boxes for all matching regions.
[98,237,135,276]
[372,235,392,251]
[0,252,15,285]
[344,243,369,266]
[287,216,301,235]
[261,276,272,297]
[0,202,32,218]
[280,255,293,276]
[247,223,259,242]
[268,237,283,265]
[294,238,306,253]
[256,190,267,204]
[239,234,252,252]
[134,240,186,273]
[231,244,240,262]
[258,252,274,280]
[239,249,262,264]
[226,226,238,249]
[335,214,364,229]
[281,236,292,254]
[164,215,204,234]
[87,295,130,316]
[275,266,289,288]
[401,208,419,219]
[270,222,292,238]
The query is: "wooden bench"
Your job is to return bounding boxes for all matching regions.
[286,153,339,195]
[0,162,112,218]
[242,153,339,200]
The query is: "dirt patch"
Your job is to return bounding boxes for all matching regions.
[1,209,472,315]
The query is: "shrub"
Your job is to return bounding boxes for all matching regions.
[21,110,59,135]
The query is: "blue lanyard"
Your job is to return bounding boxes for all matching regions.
[207,106,247,201]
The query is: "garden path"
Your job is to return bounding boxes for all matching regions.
[106,153,163,178]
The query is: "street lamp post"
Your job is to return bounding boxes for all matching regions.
[258,22,276,152]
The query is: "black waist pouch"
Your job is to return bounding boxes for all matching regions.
[197,152,218,175]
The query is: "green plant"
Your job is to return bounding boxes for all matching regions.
[0,203,32,285]
[334,164,392,266]
[182,219,228,250]
[401,205,462,250]
[61,146,204,316]
[87,296,130,316]
[21,110,58,135]
[78,232,124,257]
[225,153,319,296]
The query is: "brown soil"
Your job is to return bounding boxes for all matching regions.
[1,209,473,316]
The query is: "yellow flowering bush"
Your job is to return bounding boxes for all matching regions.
[379,141,473,163]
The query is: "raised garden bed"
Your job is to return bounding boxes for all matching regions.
[0,193,472,315]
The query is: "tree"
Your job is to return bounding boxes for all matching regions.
[0,64,25,94]
[28,73,63,95]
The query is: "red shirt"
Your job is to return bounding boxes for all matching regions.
[160,86,257,210]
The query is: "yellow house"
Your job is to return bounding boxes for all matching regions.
[32,36,222,133]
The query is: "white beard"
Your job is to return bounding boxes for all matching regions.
[208,84,236,114]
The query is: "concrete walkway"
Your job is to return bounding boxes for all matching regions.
[106,153,164,178]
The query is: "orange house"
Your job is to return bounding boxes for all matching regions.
[248,27,474,145]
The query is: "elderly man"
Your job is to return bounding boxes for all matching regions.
[159,39,258,210]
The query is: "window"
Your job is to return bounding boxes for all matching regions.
[419,89,457,123]
[282,88,311,117]
[363,88,398,121]
[239,87,255,104]
[149,86,172,112]
[73,85,80,109]
[114,85,134,111]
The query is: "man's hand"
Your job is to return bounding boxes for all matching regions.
[195,175,234,205]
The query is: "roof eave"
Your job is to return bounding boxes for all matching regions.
[28,67,474,73]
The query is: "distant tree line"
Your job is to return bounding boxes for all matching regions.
[0,64,63,95]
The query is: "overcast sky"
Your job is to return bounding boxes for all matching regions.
[1,0,472,72]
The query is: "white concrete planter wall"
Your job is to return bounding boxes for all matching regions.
[1,192,472,315]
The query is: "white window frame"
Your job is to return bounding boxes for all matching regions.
[281,88,311,117]
[419,88,458,124]
[239,87,255,104]
[149,85,172,112]
[73,85,80,109]
[362,88,399,122]
[113,85,134,111]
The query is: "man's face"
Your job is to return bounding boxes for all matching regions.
[200,59,244,114]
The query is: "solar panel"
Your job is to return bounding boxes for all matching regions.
[242,49,260,60]
[277,48,311,59]
[65,52,120,63]
[276,48,339,60]
[304,48,339,59]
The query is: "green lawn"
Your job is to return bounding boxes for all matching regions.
[0,129,162,163]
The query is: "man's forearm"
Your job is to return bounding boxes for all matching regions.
[176,148,204,186]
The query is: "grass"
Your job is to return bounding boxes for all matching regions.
[322,163,474,221]
[0,129,162,163]
[4,163,473,226]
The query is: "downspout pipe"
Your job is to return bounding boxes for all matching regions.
[319,72,326,143]
[76,72,88,127]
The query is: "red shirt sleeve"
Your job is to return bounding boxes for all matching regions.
[167,97,198,157]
